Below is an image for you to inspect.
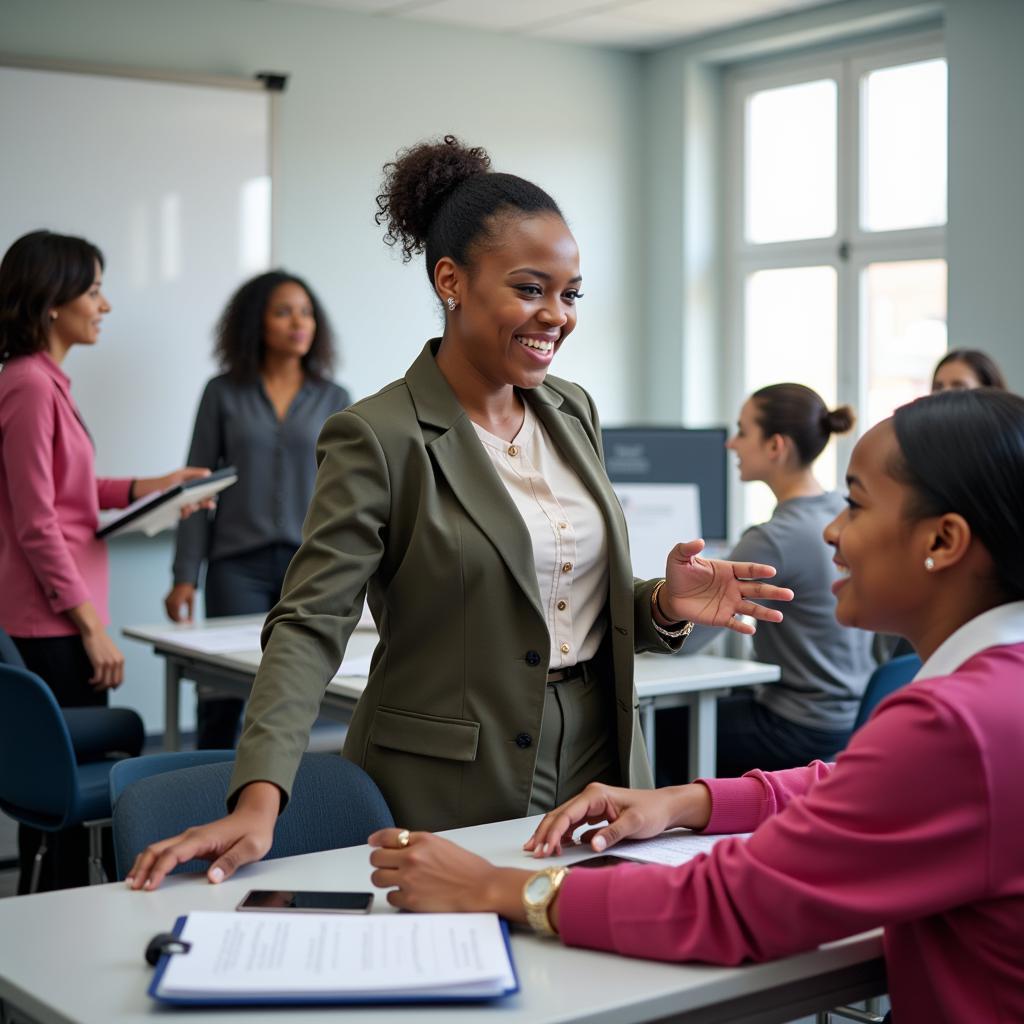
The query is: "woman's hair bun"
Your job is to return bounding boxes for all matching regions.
[375,135,491,263]
[823,404,856,435]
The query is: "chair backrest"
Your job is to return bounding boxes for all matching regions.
[0,663,80,829]
[0,626,26,667]
[109,750,236,805]
[111,752,394,880]
[853,652,922,731]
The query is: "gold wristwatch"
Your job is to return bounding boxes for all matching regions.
[522,866,570,936]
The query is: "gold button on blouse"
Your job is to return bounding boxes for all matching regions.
[507,445,519,456]
[562,562,573,573]
[557,600,567,611]
[560,642,570,654]
[558,521,568,530]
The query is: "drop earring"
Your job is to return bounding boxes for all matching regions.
[924,556,936,571]
[446,296,457,312]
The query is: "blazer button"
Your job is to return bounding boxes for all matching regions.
[525,650,541,667]
[515,732,533,749]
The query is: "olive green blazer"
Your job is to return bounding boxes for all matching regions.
[230,340,679,832]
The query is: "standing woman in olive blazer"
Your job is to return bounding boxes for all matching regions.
[129,137,791,890]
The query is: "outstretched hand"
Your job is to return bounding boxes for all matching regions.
[659,539,793,635]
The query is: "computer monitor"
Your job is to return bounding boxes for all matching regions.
[602,427,729,542]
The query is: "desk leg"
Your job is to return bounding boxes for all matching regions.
[163,660,183,751]
[639,699,656,772]
[688,689,727,780]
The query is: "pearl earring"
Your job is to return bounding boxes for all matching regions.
[924,556,936,571]
[446,296,457,312]
[49,311,58,321]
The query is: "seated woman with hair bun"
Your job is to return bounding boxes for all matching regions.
[660,383,875,778]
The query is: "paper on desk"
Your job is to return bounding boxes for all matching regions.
[606,829,752,866]
[157,911,514,999]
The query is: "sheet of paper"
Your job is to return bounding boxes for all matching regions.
[609,829,752,866]
[336,652,373,677]
[146,623,265,654]
[157,912,514,998]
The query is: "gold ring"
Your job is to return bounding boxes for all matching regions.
[396,829,411,849]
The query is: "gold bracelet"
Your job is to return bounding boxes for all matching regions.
[651,579,695,640]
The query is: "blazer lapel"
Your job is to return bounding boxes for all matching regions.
[407,342,544,620]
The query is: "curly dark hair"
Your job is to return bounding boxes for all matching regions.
[375,134,563,286]
[0,230,104,363]
[213,270,336,383]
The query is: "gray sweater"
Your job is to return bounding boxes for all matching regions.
[686,492,875,732]
[172,373,350,585]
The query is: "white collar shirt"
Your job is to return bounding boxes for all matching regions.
[915,600,1024,681]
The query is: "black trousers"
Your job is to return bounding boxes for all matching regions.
[12,634,111,891]
[197,543,297,749]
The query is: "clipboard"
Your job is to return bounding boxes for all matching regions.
[96,466,238,539]
[147,911,520,1006]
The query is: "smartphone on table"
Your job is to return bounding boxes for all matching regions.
[572,855,635,868]
[236,890,374,913]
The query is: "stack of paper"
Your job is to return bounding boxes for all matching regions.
[149,911,518,1005]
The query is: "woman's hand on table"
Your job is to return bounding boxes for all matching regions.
[164,582,197,622]
[368,829,531,923]
[658,539,794,635]
[127,782,280,891]
[523,781,713,858]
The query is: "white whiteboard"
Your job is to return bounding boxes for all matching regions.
[0,65,270,476]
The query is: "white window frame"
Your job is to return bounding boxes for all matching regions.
[724,31,945,534]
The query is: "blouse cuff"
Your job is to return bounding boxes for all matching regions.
[697,775,768,834]
[557,867,618,952]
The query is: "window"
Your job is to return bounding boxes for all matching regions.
[726,37,946,528]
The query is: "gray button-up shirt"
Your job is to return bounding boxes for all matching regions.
[172,373,351,585]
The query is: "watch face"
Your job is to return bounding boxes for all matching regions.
[525,872,553,904]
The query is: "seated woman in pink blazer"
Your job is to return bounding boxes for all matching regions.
[361,387,1024,1024]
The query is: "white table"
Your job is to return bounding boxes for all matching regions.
[0,815,885,1024]
[124,616,780,779]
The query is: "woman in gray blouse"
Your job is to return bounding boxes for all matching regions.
[165,271,350,748]
[662,384,876,778]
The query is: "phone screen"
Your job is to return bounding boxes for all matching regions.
[236,890,374,913]
[572,854,635,869]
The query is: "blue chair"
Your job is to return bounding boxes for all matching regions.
[0,625,144,765]
[0,663,141,891]
[853,652,922,732]
[110,750,236,806]
[111,751,394,880]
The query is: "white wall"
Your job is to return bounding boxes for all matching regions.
[0,0,645,734]
[945,0,1024,390]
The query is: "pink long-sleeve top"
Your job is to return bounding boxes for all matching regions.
[0,352,132,637]
[559,603,1024,1024]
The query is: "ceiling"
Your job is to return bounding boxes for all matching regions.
[259,0,837,51]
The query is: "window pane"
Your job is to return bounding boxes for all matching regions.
[743,266,838,524]
[745,79,837,244]
[862,59,947,232]
[863,259,947,428]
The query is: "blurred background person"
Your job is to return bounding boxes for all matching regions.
[658,383,875,780]
[164,270,349,749]
[931,348,1007,392]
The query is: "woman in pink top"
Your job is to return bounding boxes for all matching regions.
[0,230,206,705]
[363,387,1024,1023]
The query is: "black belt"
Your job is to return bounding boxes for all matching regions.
[546,662,588,684]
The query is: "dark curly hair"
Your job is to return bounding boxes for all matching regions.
[890,388,1024,600]
[751,383,855,467]
[213,270,336,383]
[375,134,563,286]
[932,348,1007,391]
[0,230,104,363]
